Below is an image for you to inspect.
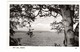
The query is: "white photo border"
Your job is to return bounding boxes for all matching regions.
[7,1,80,51]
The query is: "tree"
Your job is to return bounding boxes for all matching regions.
[60,5,75,46]
[10,4,79,46]
[50,5,79,46]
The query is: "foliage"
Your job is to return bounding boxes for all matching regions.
[10,4,79,30]
[10,4,79,46]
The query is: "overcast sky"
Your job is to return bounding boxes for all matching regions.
[18,15,62,31]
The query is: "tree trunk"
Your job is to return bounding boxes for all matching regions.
[61,6,74,46]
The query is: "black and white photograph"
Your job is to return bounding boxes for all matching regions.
[9,4,79,47]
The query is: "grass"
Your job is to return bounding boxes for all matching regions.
[13,31,64,46]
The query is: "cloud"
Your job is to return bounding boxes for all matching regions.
[32,23,50,31]
[18,27,28,31]
[36,23,43,26]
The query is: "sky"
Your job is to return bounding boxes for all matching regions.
[18,15,62,31]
